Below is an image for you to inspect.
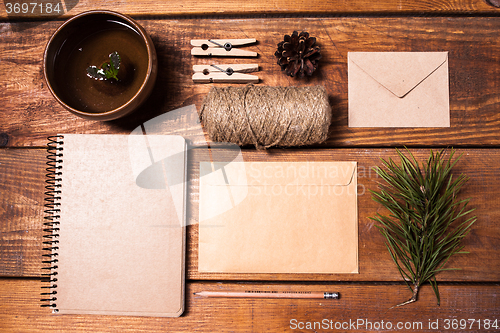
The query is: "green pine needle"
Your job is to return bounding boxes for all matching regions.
[370,148,476,307]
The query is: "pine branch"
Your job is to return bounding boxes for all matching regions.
[370,148,476,307]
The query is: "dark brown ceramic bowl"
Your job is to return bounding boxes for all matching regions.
[44,10,157,121]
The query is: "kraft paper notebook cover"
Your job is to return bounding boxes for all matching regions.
[42,134,187,317]
[198,161,358,274]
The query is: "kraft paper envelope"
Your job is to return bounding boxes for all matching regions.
[348,52,450,127]
[198,161,358,274]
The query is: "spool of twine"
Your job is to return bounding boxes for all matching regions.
[200,85,331,149]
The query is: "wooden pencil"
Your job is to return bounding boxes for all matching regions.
[194,291,339,299]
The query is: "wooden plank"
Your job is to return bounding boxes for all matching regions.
[0,149,46,277]
[1,279,499,332]
[1,0,499,20]
[188,148,500,282]
[2,148,499,282]
[1,17,500,148]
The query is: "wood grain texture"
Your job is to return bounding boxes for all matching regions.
[1,17,499,148]
[0,149,46,277]
[2,148,499,283]
[2,7,500,332]
[187,148,500,282]
[1,279,499,332]
[1,0,499,20]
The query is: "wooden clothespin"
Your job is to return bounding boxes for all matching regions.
[192,64,259,83]
[191,39,258,57]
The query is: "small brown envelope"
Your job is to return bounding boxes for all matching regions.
[348,52,450,127]
[198,161,358,274]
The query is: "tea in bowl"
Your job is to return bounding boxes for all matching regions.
[43,10,157,121]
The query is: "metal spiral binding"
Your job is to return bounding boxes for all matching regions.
[40,135,63,312]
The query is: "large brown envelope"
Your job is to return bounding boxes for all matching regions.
[348,52,450,127]
[198,161,358,274]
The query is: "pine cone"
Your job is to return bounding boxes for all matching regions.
[275,31,321,78]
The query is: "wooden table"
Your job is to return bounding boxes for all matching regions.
[1,1,499,331]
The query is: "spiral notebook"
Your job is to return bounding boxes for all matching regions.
[42,134,187,317]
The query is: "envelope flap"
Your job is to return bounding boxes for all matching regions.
[349,52,448,98]
[201,162,357,186]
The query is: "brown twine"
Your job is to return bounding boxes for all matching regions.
[200,85,331,149]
